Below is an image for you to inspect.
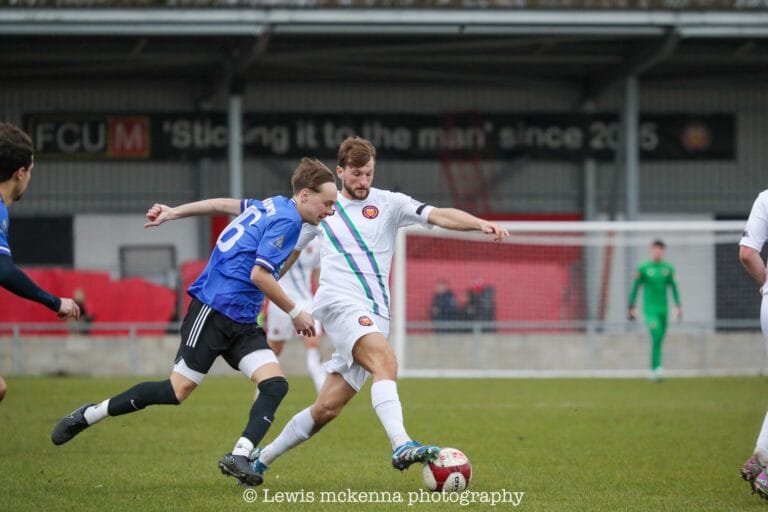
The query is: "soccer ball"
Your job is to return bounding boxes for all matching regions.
[422,447,472,492]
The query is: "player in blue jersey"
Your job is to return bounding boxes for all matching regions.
[0,123,81,404]
[51,157,337,486]
[157,137,509,481]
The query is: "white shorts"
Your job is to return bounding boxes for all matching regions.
[315,301,390,392]
[266,299,321,342]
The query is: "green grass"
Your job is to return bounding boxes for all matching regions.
[0,376,766,511]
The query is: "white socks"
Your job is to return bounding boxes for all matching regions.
[83,399,110,425]
[259,407,315,466]
[758,297,768,465]
[371,380,410,450]
[306,348,326,393]
[756,415,768,465]
[233,436,254,457]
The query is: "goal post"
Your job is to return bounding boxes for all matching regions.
[391,220,764,378]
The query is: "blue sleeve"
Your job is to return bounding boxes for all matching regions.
[0,255,61,312]
[254,218,300,273]
[241,199,258,213]
[0,210,10,257]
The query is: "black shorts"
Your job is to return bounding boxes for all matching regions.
[174,298,270,376]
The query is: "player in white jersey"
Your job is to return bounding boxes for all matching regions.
[738,189,768,499]
[265,237,326,392]
[250,136,509,480]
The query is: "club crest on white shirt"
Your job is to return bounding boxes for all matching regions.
[362,205,379,219]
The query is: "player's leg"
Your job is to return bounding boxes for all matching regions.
[255,339,284,400]
[255,371,358,471]
[51,372,188,446]
[303,329,326,392]
[650,312,667,379]
[51,299,218,446]
[645,313,663,380]
[0,374,6,403]
[219,325,288,486]
[745,293,768,496]
[253,307,367,473]
[352,332,439,470]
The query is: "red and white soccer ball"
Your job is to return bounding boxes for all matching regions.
[422,447,472,492]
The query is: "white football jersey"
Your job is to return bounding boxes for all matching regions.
[296,187,433,320]
[278,237,321,302]
[741,189,768,257]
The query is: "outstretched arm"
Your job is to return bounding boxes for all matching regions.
[144,198,241,228]
[427,207,509,242]
[0,255,80,320]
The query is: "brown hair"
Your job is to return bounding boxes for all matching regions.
[337,136,376,169]
[291,157,335,194]
[0,123,33,183]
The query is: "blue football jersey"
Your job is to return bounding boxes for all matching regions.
[0,197,10,257]
[188,196,301,323]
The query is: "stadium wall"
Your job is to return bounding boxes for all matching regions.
[1,330,763,378]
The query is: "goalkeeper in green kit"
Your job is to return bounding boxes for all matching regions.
[628,239,682,381]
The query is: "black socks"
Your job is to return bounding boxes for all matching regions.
[107,379,180,417]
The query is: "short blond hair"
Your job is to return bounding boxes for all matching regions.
[291,157,335,194]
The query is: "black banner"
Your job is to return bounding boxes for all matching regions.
[25,112,735,162]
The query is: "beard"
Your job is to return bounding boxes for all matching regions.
[343,181,370,200]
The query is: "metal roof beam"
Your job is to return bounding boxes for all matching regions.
[2,8,768,37]
[578,28,680,108]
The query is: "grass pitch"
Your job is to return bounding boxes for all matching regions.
[0,375,766,511]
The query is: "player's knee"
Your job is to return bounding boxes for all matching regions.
[259,376,289,401]
[369,352,398,380]
[0,376,6,403]
[171,378,197,403]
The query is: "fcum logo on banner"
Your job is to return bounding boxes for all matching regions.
[29,115,150,159]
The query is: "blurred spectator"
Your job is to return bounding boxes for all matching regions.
[430,279,460,332]
[69,288,93,334]
[464,278,496,333]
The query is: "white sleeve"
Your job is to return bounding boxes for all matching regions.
[390,191,434,228]
[294,223,321,252]
[307,238,322,269]
[740,191,768,252]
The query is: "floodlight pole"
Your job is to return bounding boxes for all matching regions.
[623,74,639,327]
[623,74,639,222]
[228,85,244,201]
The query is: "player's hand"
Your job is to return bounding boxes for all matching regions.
[292,311,316,338]
[628,307,636,321]
[57,298,81,321]
[144,203,174,228]
[675,306,683,321]
[480,221,509,243]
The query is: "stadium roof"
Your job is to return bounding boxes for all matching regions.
[2,2,768,104]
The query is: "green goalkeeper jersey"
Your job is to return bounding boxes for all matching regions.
[628,260,680,314]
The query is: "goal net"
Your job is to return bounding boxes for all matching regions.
[391,220,765,378]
